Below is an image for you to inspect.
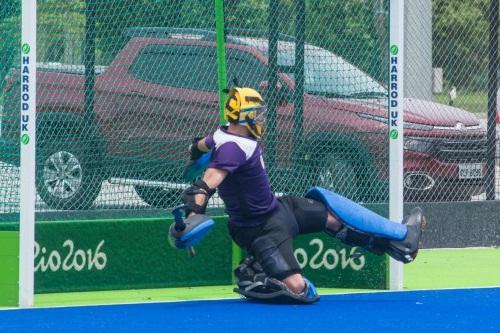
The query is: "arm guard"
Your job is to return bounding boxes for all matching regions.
[182,179,216,215]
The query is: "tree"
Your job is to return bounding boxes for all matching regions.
[37,0,85,63]
[0,0,20,21]
[93,0,190,64]
[0,0,20,85]
[433,0,490,90]
[307,0,383,81]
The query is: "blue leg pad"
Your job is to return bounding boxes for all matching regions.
[305,187,407,241]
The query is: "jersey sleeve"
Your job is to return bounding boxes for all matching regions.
[209,142,247,174]
[204,133,215,150]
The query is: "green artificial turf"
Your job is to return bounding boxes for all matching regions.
[404,247,500,290]
[24,247,500,307]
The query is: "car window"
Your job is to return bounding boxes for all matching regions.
[226,49,267,88]
[129,44,218,91]
[280,43,386,97]
[229,37,386,97]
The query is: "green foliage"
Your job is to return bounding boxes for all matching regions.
[0,0,20,85]
[433,0,490,91]
[94,0,214,64]
[434,90,488,114]
[225,0,269,30]
[306,0,385,82]
[38,0,85,63]
[224,0,385,82]
[8,0,493,92]
[0,0,20,21]
[5,0,384,77]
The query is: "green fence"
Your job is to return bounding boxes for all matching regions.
[1,0,393,296]
[1,0,390,216]
[2,3,499,209]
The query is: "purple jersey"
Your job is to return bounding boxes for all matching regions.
[205,127,277,226]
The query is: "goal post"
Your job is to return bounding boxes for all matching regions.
[18,0,37,308]
[388,0,405,290]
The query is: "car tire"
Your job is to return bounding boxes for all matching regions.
[304,150,373,202]
[315,157,360,200]
[36,140,102,210]
[134,185,184,208]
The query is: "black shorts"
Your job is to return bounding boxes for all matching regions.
[228,195,328,280]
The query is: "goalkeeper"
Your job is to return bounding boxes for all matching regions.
[178,87,425,303]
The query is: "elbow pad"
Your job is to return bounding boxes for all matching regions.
[182,179,216,215]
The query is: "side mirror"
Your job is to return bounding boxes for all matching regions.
[258,80,291,105]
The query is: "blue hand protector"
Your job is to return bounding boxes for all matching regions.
[169,207,214,250]
[183,151,212,181]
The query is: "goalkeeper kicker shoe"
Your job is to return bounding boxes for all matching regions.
[387,207,426,263]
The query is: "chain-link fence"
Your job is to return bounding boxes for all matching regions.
[1,0,392,219]
[404,0,498,202]
[1,0,499,221]
[224,0,389,205]
[0,1,20,221]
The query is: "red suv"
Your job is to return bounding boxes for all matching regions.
[1,28,486,209]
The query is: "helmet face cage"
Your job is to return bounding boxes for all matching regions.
[241,105,266,140]
[240,105,267,125]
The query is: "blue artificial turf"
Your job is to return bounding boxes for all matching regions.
[1,287,499,333]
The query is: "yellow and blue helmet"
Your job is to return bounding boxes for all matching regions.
[224,87,267,140]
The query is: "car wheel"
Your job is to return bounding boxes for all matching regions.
[134,185,184,208]
[36,141,102,210]
[317,159,359,198]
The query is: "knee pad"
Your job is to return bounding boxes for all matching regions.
[250,236,299,280]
